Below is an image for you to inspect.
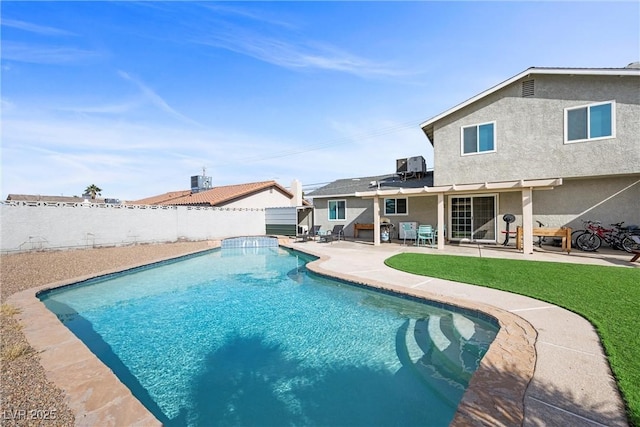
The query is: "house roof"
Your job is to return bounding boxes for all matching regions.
[6,194,105,203]
[129,180,295,207]
[129,190,192,206]
[420,65,640,144]
[307,173,434,198]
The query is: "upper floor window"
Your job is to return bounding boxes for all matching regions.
[565,101,615,143]
[384,198,408,215]
[461,122,495,155]
[328,199,346,221]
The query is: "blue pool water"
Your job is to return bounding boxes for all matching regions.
[40,245,498,426]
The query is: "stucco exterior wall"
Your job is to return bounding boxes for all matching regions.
[0,202,266,253]
[313,196,438,240]
[432,74,640,186]
[489,175,640,239]
[218,188,293,208]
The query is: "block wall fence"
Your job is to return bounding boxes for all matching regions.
[0,201,267,253]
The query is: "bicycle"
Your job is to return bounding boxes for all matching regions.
[574,221,640,253]
[535,220,546,247]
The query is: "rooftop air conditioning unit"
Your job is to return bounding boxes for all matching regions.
[407,156,426,174]
[396,158,408,174]
[191,175,212,193]
[397,156,426,180]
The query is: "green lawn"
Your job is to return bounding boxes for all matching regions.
[384,253,640,426]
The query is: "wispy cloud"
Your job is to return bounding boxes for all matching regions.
[201,3,298,31]
[197,29,404,78]
[1,41,103,64]
[117,70,202,127]
[56,100,143,115]
[1,18,76,36]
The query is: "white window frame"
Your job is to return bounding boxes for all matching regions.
[384,198,408,216]
[460,121,497,156]
[564,100,616,144]
[328,199,346,221]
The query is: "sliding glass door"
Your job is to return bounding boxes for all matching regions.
[449,195,496,242]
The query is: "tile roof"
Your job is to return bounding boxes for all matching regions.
[129,180,294,207]
[128,190,192,206]
[6,194,105,203]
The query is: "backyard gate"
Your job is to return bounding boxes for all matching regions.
[265,206,314,237]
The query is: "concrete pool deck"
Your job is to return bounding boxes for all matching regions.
[6,239,633,426]
[286,238,633,427]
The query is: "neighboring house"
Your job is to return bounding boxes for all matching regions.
[5,194,113,204]
[313,64,640,252]
[130,179,303,209]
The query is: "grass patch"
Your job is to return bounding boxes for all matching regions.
[385,253,640,426]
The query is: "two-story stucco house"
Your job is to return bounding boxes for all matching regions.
[312,64,640,253]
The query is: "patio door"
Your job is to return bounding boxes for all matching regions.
[449,195,496,242]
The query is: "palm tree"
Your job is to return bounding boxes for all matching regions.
[84,184,103,200]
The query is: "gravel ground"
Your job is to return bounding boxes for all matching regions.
[0,241,212,427]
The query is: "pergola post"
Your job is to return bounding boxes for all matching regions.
[373,196,380,246]
[522,187,534,254]
[437,193,445,250]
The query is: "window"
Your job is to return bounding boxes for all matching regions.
[461,122,495,155]
[328,200,346,221]
[384,198,408,215]
[565,101,615,143]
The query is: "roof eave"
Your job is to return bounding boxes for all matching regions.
[419,67,640,131]
[355,178,563,198]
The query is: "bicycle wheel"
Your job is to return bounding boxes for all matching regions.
[621,235,640,253]
[571,229,584,246]
[576,232,601,251]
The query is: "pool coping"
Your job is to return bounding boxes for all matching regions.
[7,239,624,426]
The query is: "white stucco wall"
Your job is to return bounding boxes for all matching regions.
[0,202,266,253]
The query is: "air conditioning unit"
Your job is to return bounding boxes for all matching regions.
[407,156,426,174]
[191,175,212,193]
[397,156,426,180]
[398,222,417,239]
[396,158,408,173]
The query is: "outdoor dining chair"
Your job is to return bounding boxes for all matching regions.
[416,225,435,247]
[401,222,413,245]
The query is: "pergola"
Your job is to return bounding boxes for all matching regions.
[355,178,563,254]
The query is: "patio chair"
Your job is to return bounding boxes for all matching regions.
[416,225,435,248]
[308,225,321,241]
[298,225,320,242]
[401,222,413,246]
[434,224,446,244]
[318,225,344,243]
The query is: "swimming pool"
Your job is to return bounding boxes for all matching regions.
[40,245,498,426]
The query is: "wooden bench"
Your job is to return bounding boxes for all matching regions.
[354,223,374,238]
[630,250,640,263]
[516,226,572,253]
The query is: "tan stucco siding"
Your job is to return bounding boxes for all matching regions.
[433,74,640,186]
[221,189,293,209]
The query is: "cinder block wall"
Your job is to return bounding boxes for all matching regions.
[0,202,267,253]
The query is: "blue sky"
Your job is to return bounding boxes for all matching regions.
[2,1,638,201]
